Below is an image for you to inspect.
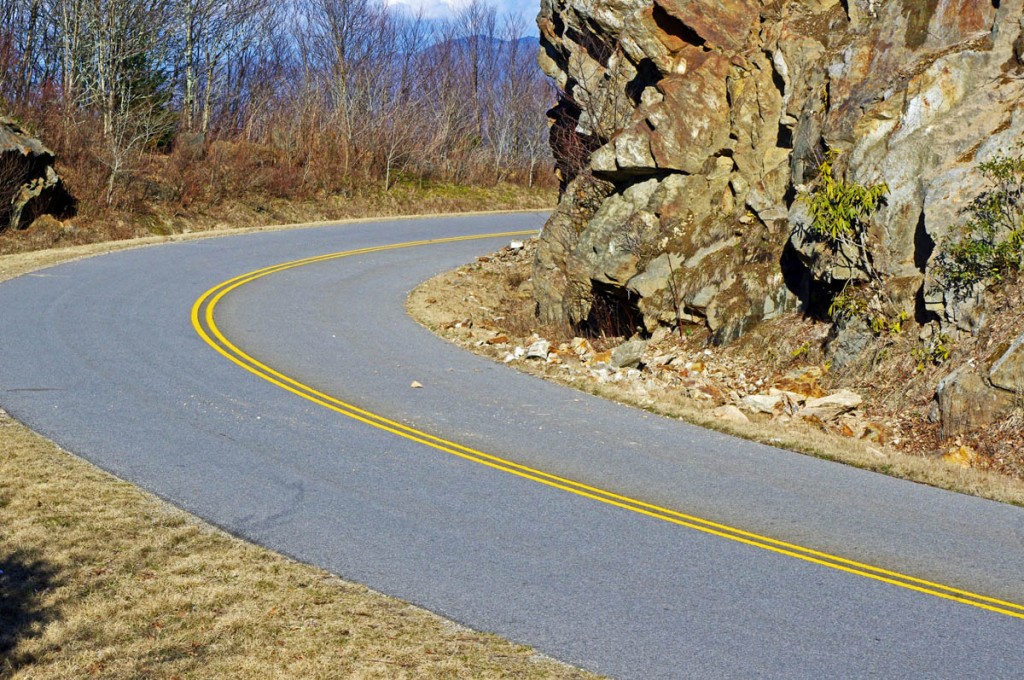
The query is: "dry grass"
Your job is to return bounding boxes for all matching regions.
[0,182,556,256]
[407,243,1024,509]
[0,208,548,284]
[0,218,596,679]
[0,411,593,678]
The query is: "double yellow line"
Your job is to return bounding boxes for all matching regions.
[191,230,1024,621]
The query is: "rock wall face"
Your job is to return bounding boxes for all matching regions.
[534,0,1024,345]
[0,116,76,231]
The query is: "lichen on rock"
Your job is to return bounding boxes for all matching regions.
[534,0,1024,353]
[0,116,76,232]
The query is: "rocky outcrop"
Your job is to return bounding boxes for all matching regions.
[930,331,1024,438]
[534,0,1024,348]
[0,116,76,231]
[990,334,1024,394]
[935,367,1016,439]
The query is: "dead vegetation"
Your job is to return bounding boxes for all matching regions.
[0,180,555,256]
[0,224,596,679]
[1,0,555,254]
[408,239,1024,507]
[0,409,595,679]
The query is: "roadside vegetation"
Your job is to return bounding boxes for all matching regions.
[0,234,595,679]
[933,151,1024,292]
[799,149,889,279]
[0,0,556,253]
[408,241,1024,507]
[0,408,594,679]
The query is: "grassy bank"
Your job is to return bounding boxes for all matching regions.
[0,410,591,678]
[0,181,555,256]
[0,218,596,679]
[407,240,1024,508]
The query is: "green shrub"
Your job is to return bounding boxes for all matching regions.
[911,333,953,371]
[933,152,1024,291]
[870,310,908,336]
[827,285,868,321]
[800,151,889,244]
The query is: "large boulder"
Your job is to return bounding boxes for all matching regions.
[932,332,1024,438]
[0,116,76,231]
[936,367,1015,439]
[534,0,1024,344]
[990,333,1024,395]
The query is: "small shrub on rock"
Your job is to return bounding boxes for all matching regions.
[800,151,889,251]
[934,151,1024,293]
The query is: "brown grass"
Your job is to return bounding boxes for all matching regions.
[0,180,556,256]
[0,411,594,678]
[0,219,596,679]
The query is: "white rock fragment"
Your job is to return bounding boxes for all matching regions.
[713,405,751,423]
[799,390,863,421]
[571,337,595,361]
[611,339,647,369]
[741,394,783,414]
[526,339,551,360]
[769,387,807,406]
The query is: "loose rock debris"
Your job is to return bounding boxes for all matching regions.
[408,238,1024,491]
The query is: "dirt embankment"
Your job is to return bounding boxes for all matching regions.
[408,238,1024,507]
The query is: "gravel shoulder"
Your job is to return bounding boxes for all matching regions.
[407,238,1024,507]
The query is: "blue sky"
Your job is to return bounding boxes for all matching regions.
[384,0,541,34]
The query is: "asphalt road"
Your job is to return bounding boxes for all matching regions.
[1,213,1022,678]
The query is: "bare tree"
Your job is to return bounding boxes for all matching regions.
[297,0,389,179]
[373,11,431,190]
[0,0,21,105]
[52,0,176,203]
[177,0,276,134]
[3,0,553,213]
[0,0,47,105]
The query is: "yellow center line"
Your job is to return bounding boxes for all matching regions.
[190,229,1024,621]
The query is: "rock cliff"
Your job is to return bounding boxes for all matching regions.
[534,0,1024,349]
[0,116,76,232]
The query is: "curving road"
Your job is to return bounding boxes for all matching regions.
[1,213,1022,678]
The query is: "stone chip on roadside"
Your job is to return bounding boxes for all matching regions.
[798,390,862,422]
[713,405,750,424]
[526,339,551,360]
[610,339,647,369]
[741,394,782,414]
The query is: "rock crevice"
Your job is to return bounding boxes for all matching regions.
[0,116,76,232]
[534,0,1024,350]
